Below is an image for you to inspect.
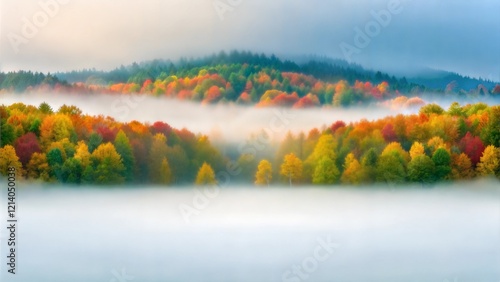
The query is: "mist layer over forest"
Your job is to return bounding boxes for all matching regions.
[2,92,498,143]
[0,92,416,141]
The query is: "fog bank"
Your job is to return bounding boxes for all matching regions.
[1,92,415,142]
[2,180,499,281]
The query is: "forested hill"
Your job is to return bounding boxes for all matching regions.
[1,52,499,108]
[54,51,415,91]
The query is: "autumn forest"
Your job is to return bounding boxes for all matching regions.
[1,100,500,186]
[1,53,500,186]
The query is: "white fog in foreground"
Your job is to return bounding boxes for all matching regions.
[1,180,499,282]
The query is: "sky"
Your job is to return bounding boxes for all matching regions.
[0,0,499,80]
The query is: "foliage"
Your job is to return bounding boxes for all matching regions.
[195,162,217,185]
[408,155,435,184]
[2,101,500,186]
[0,145,23,176]
[255,159,273,186]
[476,145,500,178]
[280,153,303,186]
[432,148,452,181]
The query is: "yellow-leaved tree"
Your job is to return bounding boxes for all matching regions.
[74,141,91,168]
[195,162,216,185]
[476,145,500,178]
[91,143,125,184]
[255,159,272,186]
[27,152,50,181]
[341,153,363,185]
[409,142,425,160]
[0,145,23,176]
[280,153,303,187]
[39,114,74,147]
[306,134,339,184]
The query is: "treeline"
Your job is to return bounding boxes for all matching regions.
[0,71,66,92]
[1,102,500,186]
[0,102,227,185]
[2,52,499,108]
[252,102,500,185]
[55,51,413,89]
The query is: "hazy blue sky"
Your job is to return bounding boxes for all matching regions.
[1,0,499,80]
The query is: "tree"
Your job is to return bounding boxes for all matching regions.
[39,114,74,147]
[91,143,125,184]
[1,122,15,146]
[341,153,363,184]
[0,145,23,176]
[114,130,135,182]
[450,153,474,180]
[46,139,74,161]
[281,153,303,186]
[26,152,50,181]
[159,158,172,184]
[74,141,91,168]
[193,135,225,173]
[87,132,103,153]
[195,162,217,185]
[312,156,338,184]
[361,148,378,183]
[38,102,53,114]
[14,132,41,166]
[459,132,485,166]
[381,142,409,163]
[427,136,447,154]
[476,145,500,177]
[306,134,338,183]
[448,102,465,117]
[149,133,169,183]
[376,152,406,183]
[481,106,500,147]
[57,104,82,116]
[419,103,444,115]
[82,165,95,184]
[381,123,397,142]
[96,126,118,143]
[409,142,425,160]
[46,147,64,180]
[432,148,451,181]
[150,121,172,138]
[61,158,83,183]
[255,159,273,186]
[408,155,435,184]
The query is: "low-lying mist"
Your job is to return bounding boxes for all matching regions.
[0,92,463,141]
[6,179,500,282]
[3,92,499,143]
